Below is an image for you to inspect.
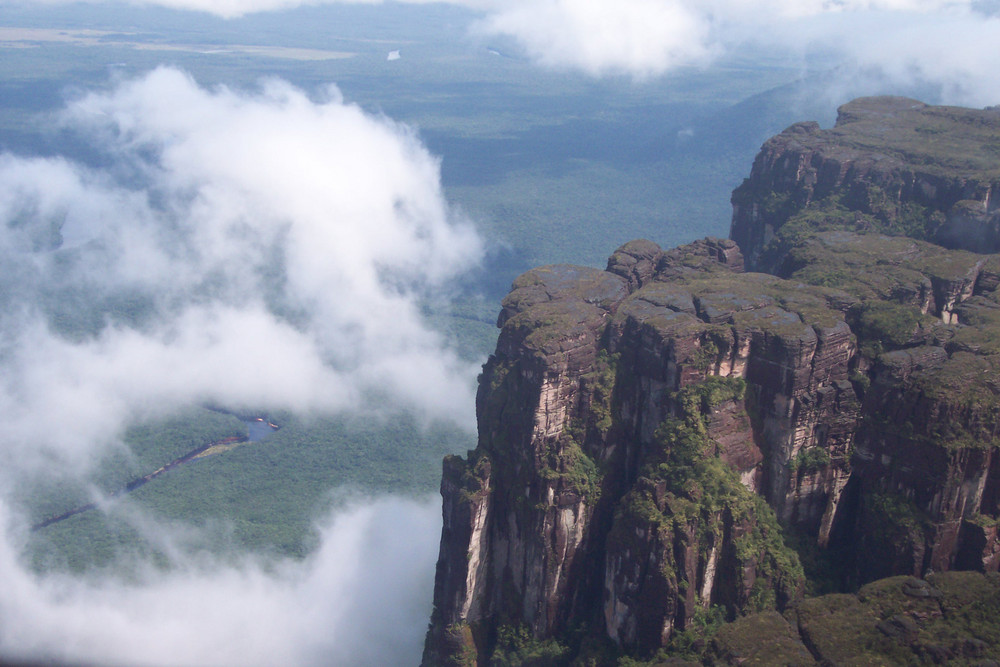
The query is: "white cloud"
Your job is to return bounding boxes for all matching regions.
[0,495,441,667]
[4,0,1000,100]
[0,67,481,472]
[471,0,1000,100]
[0,67,472,667]
[474,0,714,78]
[823,8,1000,106]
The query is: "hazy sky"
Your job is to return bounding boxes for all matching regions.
[1,0,999,665]
[5,0,999,101]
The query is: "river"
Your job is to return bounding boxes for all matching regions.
[32,414,280,531]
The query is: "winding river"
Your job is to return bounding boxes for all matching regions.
[32,415,279,531]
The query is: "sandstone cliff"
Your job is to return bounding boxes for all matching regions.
[731,96,1000,273]
[423,97,1000,665]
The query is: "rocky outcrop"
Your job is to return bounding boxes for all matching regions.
[763,215,1000,585]
[731,96,1000,273]
[424,242,838,664]
[604,265,859,539]
[423,97,1000,665]
[424,263,633,666]
[712,572,1000,665]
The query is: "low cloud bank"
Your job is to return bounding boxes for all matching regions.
[0,66,480,473]
[0,495,441,666]
[0,67,474,665]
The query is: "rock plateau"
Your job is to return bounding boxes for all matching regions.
[423,97,1000,666]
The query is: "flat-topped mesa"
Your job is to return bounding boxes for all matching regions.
[423,237,873,664]
[731,96,1000,273]
[424,233,1000,664]
[424,98,1000,665]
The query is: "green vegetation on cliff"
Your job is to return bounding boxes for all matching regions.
[612,376,802,626]
[426,98,1000,667]
[849,300,930,354]
[618,572,1000,666]
[829,98,1000,179]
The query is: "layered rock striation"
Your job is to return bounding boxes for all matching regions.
[731,96,1000,273]
[423,97,1000,665]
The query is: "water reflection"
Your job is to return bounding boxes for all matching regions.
[246,418,279,442]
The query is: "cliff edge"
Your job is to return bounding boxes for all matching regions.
[423,97,1000,665]
[731,96,1000,272]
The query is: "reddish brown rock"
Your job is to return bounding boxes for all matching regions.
[423,97,1000,665]
[731,97,1000,272]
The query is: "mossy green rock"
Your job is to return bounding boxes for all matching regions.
[705,572,1000,665]
[711,611,814,665]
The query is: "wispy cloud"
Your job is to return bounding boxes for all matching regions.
[0,495,441,666]
[472,0,1000,103]
[0,65,475,667]
[0,67,480,472]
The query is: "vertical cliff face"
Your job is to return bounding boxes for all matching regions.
[772,230,1000,583]
[848,344,1000,579]
[423,240,865,664]
[423,97,1000,665]
[423,264,631,665]
[603,250,859,541]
